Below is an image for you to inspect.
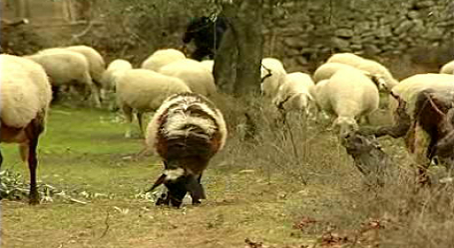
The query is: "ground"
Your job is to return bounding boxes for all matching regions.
[1,102,452,248]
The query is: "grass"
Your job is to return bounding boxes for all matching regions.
[1,97,453,248]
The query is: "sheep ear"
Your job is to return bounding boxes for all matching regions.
[147,174,167,192]
[186,176,206,201]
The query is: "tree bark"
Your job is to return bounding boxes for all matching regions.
[214,0,263,97]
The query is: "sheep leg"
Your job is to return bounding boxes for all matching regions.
[24,119,43,205]
[0,147,3,169]
[90,84,102,108]
[122,105,134,138]
[51,85,60,103]
[136,112,144,137]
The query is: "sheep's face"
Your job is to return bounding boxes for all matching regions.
[333,117,359,138]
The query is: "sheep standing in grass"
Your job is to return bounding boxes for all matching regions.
[440,60,454,74]
[327,53,398,90]
[101,59,133,91]
[311,68,380,137]
[141,49,186,72]
[38,46,106,103]
[260,57,287,98]
[158,58,217,97]
[26,51,102,108]
[0,54,52,204]
[115,69,192,138]
[273,72,315,118]
[146,92,227,207]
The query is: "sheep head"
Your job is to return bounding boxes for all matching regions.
[332,116,359,138]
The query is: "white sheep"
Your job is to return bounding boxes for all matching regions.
[141,48,186,72]
[313,62,359,83]
[25,50,102,108]
[200,59,214,73]
[273,72,315,117]
[390,73,454,119]
[101,59,133,91]
[260,57,287,98]
[0,54,52,204]
[39,46,106,99]
[115,69,192,138]
[311,68,380,137]
[327,53,398,90]
[158,58,217,97]
[440,60,454,74]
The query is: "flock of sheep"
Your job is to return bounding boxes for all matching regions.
[1,44,453,206]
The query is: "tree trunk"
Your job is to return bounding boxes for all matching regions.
[214,0,263,97]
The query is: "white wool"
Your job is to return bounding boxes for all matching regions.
[260,57,287,98]
[312,68,379,135]
[164,114,217,137]
[273,72,315,113]
[200,60,214,73]
[440,60,454,74]
[390,73,454,119]
[164,168,185,181]
[158,59,217,97]
[145,93,227,152]
[141,48,186,72]
[313,62,358,83]
[0,54,52,128]
[326,53,398,90]
[101,59,133,90]
[39,45,106,85]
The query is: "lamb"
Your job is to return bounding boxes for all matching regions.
[145,92,227,207]
[311,68,380,137]
[326,53,398,90]
[273,72,315,118]
[158,58,217,97]
[141,48,186,72]
[0,54,52,204]
[260,57,287,98]
[101,59,133,91]
[25,50,102,108]
[440,60,454,74]
[115,69,192,138]
[200,59,214,73]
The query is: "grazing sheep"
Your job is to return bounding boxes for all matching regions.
[260,57,287,98]
[389,73,454,119]
[327,53,398,90]
[273,72,315,117]
[182,16,228,60]
[158,58,217,97]
[313,62,360,83]
[440,60,454,74]
[25,51,101,108]
[145,92,227,207]
[115,69,192,138]
[0,54,52,204]
[200,59,214,73]
[39,46,106,101]
[101,59,133,91]
[312,68,380,137]
[141,49,186,72]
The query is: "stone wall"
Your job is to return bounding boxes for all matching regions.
[263,0,454,73]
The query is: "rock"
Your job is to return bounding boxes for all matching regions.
[415,1,435,9]
[424,27,444,40]
[394,20,414,35]
[407,10,419,20]
[331,37,351,50]
[364,44,381,55]
[335,28,354,38]
[283,37,308,49]
[375,25,392,38]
